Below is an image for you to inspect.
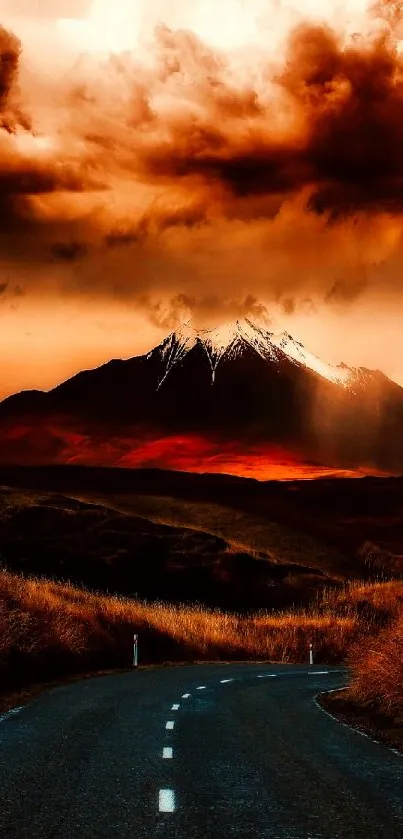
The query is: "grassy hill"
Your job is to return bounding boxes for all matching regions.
[1,466,403,614]
[0,485,330,612]
[80,492,342,574]
[1,464,403,578]
[1,568,402,699]
[1,466,403,739]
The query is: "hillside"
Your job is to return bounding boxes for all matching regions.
[0,485,331,612]
[2,465,403,745]
[0,467,403,611]
[2,567,403,697]
[2,319,403,474]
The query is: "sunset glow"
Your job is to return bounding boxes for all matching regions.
[2,1,403,476]
[57,0,374,55]
[0,421,382,479]
[58,1,143,53]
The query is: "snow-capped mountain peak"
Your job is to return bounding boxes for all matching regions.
[155,318,361,389]
[271,329,353,387]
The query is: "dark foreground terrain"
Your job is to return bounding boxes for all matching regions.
[0,484,328,612]
[0,466,403,610]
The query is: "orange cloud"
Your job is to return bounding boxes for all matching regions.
[2,2,403,398]
[1,8,403,282]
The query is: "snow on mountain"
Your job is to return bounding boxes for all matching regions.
[270,330,353,387]
[155,318,367,390]
[153,323,198,389]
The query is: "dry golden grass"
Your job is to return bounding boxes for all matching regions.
[2,569,403,695]
[348,608,403,717]
[318,579,403,621]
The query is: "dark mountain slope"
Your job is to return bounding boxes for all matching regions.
[1,319,403,471]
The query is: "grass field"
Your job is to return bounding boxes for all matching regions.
[348,608,403,717]
[320,594,403,749]
[1,467,403,728]
[2,569,403,704]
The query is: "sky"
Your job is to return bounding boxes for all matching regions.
[1,0,403,399]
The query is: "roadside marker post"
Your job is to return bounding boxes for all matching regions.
[309,641,313,666]
[133,633,139,668]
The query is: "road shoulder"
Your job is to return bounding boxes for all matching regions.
[319,688,403,755]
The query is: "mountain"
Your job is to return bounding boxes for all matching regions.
[155,320,380,391]
[1,318,403,474]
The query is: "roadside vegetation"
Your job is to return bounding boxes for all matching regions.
[1,474,402,740]
[1,569,403,716]
[319,603,403,751]
[348,609,403,717]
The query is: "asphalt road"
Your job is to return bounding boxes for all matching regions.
[1,664,402,839]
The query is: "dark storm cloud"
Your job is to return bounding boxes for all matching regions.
[324,277,368,303]
[0,22,105,254]
[2,4,403,324]
[50,241,89,262]
[0,25,30,132]
[132,22,403,219]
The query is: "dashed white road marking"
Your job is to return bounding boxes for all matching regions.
[166,721,175,730]
[309,671,329,675]
[162,747,173,759]
[171,704,180,711]
[257,674,277,678]
[196,686,206,690]
[182,693,191,699]
[159,789,176,812]
[220,679,233,683]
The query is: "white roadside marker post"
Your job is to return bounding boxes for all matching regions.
[309,641,314,666]
[133,633,139,668]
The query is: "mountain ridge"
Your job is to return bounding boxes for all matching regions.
[153,318,388,392]
[0,318,393,405]
[0,318,402,475]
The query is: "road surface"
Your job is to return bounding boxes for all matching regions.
[1,664,402,838]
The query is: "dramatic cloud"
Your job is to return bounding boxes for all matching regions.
[132,22,403,217]
[0,25,31,135]
[144,294,271,330]
[1,0,403,396]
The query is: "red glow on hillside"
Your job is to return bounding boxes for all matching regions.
[0,421,385,480]
[114,434,370,479]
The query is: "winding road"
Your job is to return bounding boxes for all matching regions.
[1,664,402,839]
